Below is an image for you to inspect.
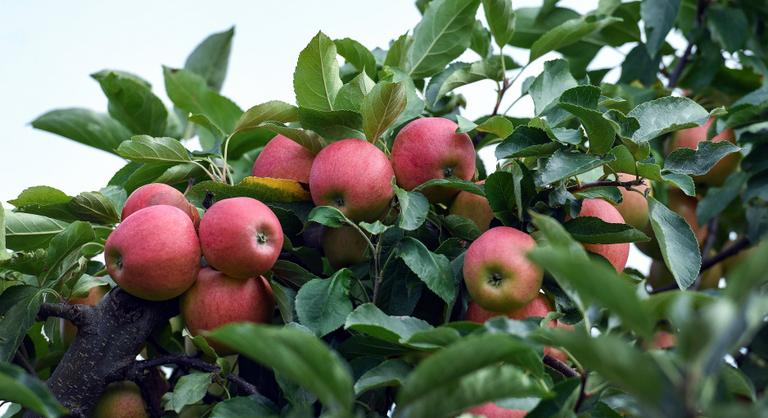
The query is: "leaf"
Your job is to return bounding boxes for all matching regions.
[163,372,212,413]
[272,260,320,287]
[641,0,681,57]
[603,109,640,139]
[413,178,485,195]
[163,67,242,133]
[334,72,376,111]
[530,15,621,61]
[0,362,67,418]
[188,177,311,205]
[470,20,491,58]
[0,285,44,362]
[474,115,515,139]
[425,57,516,108]
[708,5,749,53]
[334,38,377,78]
[295,270,354,337]
[359,220,392,235]
[535,150,609,187]
[444,214,481,240]
[573,186,622,204]
[233,101,298,134]
[395,188,429,231]
[92,70,168,136]
[484,171,516,225]
[397,237,456,304]
[628,97,708,143]
[184,27,234,92]
[529,59,578,115]
[648,197,701,289]
[354,359,412,395]
[260,123,327,155]
[495,125,559,159]
[0,207,7,262]
[482,0,515,47]
[117,135,191,163]
[209,323,355,414]
[308,206,349,228]
[209,396,278,418]
[384,33,412,69]
[697,172,748,225]
[361,82,407,143]
[31,108,132,154]
[662,172,695,197]
[5,212,70,251]
[42,221,95,283]
[407,0,481,78]
[564,216,649,244]
[8,186,74,221]
[294,31,343,111]
[558,85,617,154]
[344,303,433,344]
[297,108,364,141]
[68,191,120,224]
[663,141,741,175]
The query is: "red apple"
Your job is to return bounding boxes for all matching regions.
[251,134,315,183]
[392,117,476,203]
[121,183,199,226]
[670,117,739,186]
[463,227,543,312]
[612,173,650,230]
[60,285,109,345]
[653,331,676,349]
[466,403,526,418]
[449,181,494,232]
[181,267,274,353]
[321,226,370,268]
[309,139,395,222]
[105,205,200,301]
[577,199,630,272]
[198,197,283,279]
[92,381,148,418]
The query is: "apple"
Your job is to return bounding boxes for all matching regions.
[670,117,739,186]
[392,117,476,203]
[321,226,370,268]
[612,173,650,230]
[60,285,109,345]
[577,199,630,272]
[251,134,315,183]
[92,381,148,418]
[198,197,284,279]
[667,188,707,245]
[121,183,200,226]
[309,139,395,222]
[449,181,494,232]
[653,331,676,349]
[181,267,274,353]
[465,403,526,418]
[463,227,543,312]
[105,205,200,301]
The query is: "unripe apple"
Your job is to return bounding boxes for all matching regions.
[667,189,707,245]
[198,197,283,279]
[612,173,650,230]
[181,267,274,354]
[463,227,542,312]
[670,117,739,186]
[105,205,200,301]
[60,285,109,345]
[309,139,394,222]
[92,381,148,418]
[577,199,630,272]
[465,403,526,418]
[251,134,315,183]
[449,181,494,233]
[321,226,370,268]
[392,117,476,203]
[122,183,200,226]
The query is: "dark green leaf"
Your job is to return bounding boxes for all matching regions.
[559,85,617,154]
[384,33,412,69]
[496,126,559,159]
[395,187,429,231]
[116,135,191,163]
[444,214,481,240]
[425,59,514,108]
[5,212,69,251]
[184,27,234,92]
[354,359,412,395]
[294,31,343,111]
[573,186,622,204]
[163,372,212,413]
[0,362,67,418]
[0,285,44,362]
[260,123,326,155]
[345,303,432,344]
[564,216,649,244]
[334,72,376,111]
[308,206,349,228]
[530,15,621,61]
[529,59,578,115]
[641,0,681,57]
[628,97,708,143]
[664,140,740,175]
[361,82,407,143]
[163,67,242,133]
[482,0,515,47]
[8,186,74,221]
[707,5,748,53]
[648,197,701,289]
[469,20,492,58]
[603,109,640,139]
[270,279,296,323]
[68,192,120,224]
[413,178,484,195]
[31,108,131,154]
[272,260,320,288]
[42,221,95,283]
[295,270,354,337]
[0,206,6,262]
[297,107,364,141]
[619,44,661,86]
[397,237,456,304]
[662,172,695,197]
[334,38,377,78]
[697,172,747,225]
[92,70,168,136]
[209,396,278,418]
[535,150,609,187]
[233,101,298,134]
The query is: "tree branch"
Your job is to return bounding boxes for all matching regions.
[543,354,580,378]
[667,0,710,88]
[37,303,95,327]
[567,178,645,192]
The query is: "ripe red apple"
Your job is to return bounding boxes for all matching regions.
[392,117,476,203]
[463,227,543,312]
[181,267,274,353]
[321,226,370,268]
[612,173,650,230]
[653,331,676,349]
[670,117,739,186]
[667,189,707,245]
[251,134,315,183]
[465,403,526,418]
[577,199,630,272]
[309,139,395,222]
[198,197,283,279]
[121,183,200,226]
[105,205,200,301]
[449,181,494,232]
[92,381,148,418]
[60,285,109,345]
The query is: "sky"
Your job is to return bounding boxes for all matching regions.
[0,0,650,272]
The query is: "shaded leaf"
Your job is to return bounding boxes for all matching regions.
[628,97,708,143]
[530,15,621,61]
[0,362,67,418]
[641,0,681,57]
[163,372,212,413]
[92,70,168,136]
[116,135,191,164]
[362,82,407,143]
[5,212,70,251]
[564,216,649,244]
[664,140,740,175]
[345,303,433,344]
[648,197,701,289]
[234,101,298,134]
[354,359,412,395]
[294,31,343,111]
[397,237,456,304]
[184,27,234,92]
[395,187,429,231]
[31,108,131,154]
[296,270,354,337]
[482,0,515,47]
[334,38,377,78]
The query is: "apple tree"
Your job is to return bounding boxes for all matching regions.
[2,0,768,417]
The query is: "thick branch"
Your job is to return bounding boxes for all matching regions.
[37,303,95,327]
[543,354,580,378]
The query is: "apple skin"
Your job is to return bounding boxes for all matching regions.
[60,285,109,345]
[251,134,315,183]
[309,139,395,222]
[105,205,200,301]
[465,403,526,418]
[121,183,200,227]
[181,267,274,354]
[321,226,370,268]
[670,117,739,186]
[577,199,630,272]
[449,181,494,233]
[463,227,543,312]
[92,381,148,418]
[667,189,707,245]
[613,173,650,230]
[392,117,476,203]
[198,197,284,279]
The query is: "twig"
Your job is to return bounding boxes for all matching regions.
[567,178,645,192]
[573,371,589,412]
[668,0,710,88]
[38,303,94,327]
[693,216,720,289]
[543,354,580,378]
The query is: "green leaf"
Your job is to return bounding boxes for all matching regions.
[354,359,412,395]
[529,212,587,257]
[92,70,168,136]
[482,0,515,47]
[628,97,708,143]
[5,212,70,251]
[444,214,482,240]
[484,171,516,225]
[334,38,377,79]
[470,20,491,58]
[648,197,701,289]
[184,27,234,92]
[31,108,131,154]
[663,141,741,175]
[697,172,748,225]
[260,123,327,155]
[384,33,412,69]
[475,115,516,139]
[361,82,407,143]
[270,279,296,323]
[0,206,7,262]
[662,172,695,197]
[425,58,515,108]
[297,108,364,141]
[413,178,484,195]
[116,135,191,164]
[407,0,481,78]
[529,59,578,115]
[359,220,392,235]
[8,186,74,221]
[535,150,609,187]
[295,270,354,337]
[0,285,44,362]
[68,192,120,224]
[209,323,355,414]
[641,0,680,57]
[564,216,649,244]
[209,396,278,418]
[558,86,617,154]
[495,125,559,159]
[395,187,429,231]
[708,5,749,53]
[294,31,343,111]
[530,15,621,61]
[308,206,349,228]
[573,186,622,204]
[0,362,67,418]
[272,260,320,288]
[163,372,212,413]
[397,237,456,304]
[163,67,242,133]
[233,101,298,134]
[42,221,95,283]
[603,109,640,139]
[334,72,376,111]
[345,303,433,344]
